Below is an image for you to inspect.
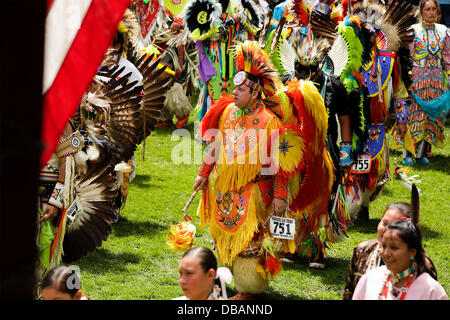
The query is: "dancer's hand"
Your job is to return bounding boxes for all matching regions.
[193,175,208,191]
[170,21,182,33]
[397,123,407,139]
[272,197,286,216]
[38,205,59,224]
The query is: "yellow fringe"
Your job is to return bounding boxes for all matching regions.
[278,90,298,125]
[299,80,328,155]
[209,183,268,266]
[214,112,281,193]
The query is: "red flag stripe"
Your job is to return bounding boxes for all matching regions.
[41,0,131,168]
[47,0,55,12]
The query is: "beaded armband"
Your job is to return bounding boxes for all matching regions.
[198,160,213,177]
[339,142,353,167]
[394,98,409,123]
[48,181,64,209]
[273,175,289,199]
[172,17,185,29]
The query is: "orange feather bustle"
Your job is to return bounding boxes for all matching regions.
[198,94,234,140]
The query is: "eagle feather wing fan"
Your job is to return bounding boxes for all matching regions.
[62,159,119,263]
[139,58,175,138]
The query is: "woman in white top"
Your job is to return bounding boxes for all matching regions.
[353,220,447,300]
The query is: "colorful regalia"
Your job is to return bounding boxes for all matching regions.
[311,0,417,220]
[406,22,450,158]
[277,33,361,263]
[196,41,334,295]
[34,46,174,292]
[127,3,196,129]
[183,0,264,121]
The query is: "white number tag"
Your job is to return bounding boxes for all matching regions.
[270,216,295,240]
[351,155,372,174]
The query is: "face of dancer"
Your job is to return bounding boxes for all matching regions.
[377,208,406,244]
[421,1,438,24]
[41,287,82,300]
[178,254,215,300]
[381,230,416,274]
[233,83,258,109]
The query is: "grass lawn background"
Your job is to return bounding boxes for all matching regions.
[73,116,449,300]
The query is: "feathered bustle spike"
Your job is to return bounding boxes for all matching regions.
[310,11,338,41]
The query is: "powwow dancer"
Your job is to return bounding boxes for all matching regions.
[311,0,416,221]
[278,33,363,267]
[193,41,334,298]
[403,0,450,165]
[34,48,173,297]
[183,0,265,121]
[123,3,196,129]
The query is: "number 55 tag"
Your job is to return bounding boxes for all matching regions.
[351,154,372,174]
[270,215,295,240]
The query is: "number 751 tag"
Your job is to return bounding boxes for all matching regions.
[270,216,295,240]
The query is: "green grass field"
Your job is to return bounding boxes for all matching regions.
[74,117,449,300]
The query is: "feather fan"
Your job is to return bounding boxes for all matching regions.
[62,159,119,263]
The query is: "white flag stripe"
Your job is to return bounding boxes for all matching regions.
[43,0,92,94]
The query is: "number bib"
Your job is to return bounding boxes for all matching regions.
[270,216,295,240]
[351,155,372,174]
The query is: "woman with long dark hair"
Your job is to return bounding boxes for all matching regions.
[352,220,447,300]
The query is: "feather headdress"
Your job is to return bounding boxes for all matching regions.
[234,41,281,99]
[292,0,310,27]
[183,0,222,40]
[238,0,264,35]
[294,37,331,68]
[278,37,330,81]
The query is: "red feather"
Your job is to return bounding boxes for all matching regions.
[198,94,234,140]
[264,255,282,276]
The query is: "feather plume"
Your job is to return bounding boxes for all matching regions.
[326,35,349,76]
[292,0,309,27]
[310,11,338,42]
[279,38,297,77]
[411,183,420,225]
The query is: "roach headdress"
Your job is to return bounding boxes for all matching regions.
[234,41,281,99]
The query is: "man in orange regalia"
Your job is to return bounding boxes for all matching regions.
[193,41,334,299]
